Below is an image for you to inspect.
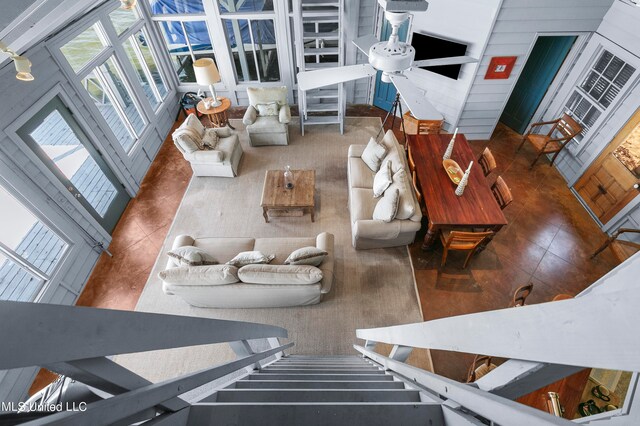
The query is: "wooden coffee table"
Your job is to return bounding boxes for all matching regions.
[261,169,315,223]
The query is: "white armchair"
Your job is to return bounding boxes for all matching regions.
[242,86,291,146]
[172,114,243,177]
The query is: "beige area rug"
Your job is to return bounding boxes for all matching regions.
[117,117,429,383]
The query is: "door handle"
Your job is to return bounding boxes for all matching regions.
[597,184,607,195]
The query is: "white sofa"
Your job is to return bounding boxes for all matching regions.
[242,86,291,147]
[161,233,334,308]
[173,114,243,177]
[347,130,422,249]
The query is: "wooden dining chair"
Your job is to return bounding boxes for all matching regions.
[510,283,534,307]
[439,230,494,268]
[490,176,513,210]
[417,119,443,135]
[478,147,497,177]
[466,355,497,383]
[407,143,416,174]
[590,227,640,263]
[517,113,583,169]
[411,170,428,216]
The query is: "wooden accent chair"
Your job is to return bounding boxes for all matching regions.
[478,147,497,177]
[510,283,534,307]
[490,176,513,210]
[439,230,494,268]
[517,113,583,168]
[591,227,640,263]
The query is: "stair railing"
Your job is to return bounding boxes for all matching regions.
[356,252,640,425]
[0,301,291,425]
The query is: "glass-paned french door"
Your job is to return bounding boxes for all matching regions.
[16,97,130,232]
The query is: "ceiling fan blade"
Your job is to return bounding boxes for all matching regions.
[352,34,378,57]
[388,73,443,120]
[297,64,376,91]
[412,55,478,68]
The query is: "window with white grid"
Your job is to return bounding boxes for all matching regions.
[564,50,636,142]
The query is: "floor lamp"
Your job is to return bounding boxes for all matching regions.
[194,58,221,107]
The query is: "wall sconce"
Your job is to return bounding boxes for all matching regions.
[0,41,34,81]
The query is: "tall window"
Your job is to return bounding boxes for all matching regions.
[219,1,280,83]
[149,0,215,83]
[0,185,68,302]
[60,5,170,154]
[156,19,216,83]
[221,18,280,82]
[564,50,636,142]
[123,28,169,110]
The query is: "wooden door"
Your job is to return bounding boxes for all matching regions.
[575,109,640,224]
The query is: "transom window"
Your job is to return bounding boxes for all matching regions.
[564,49,636,141]
[0,185,68,302]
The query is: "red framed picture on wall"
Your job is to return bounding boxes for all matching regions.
[485,56,517,79]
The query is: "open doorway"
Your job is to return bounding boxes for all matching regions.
[500,35,577,134]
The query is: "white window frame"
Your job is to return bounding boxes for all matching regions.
[53,3,172,158]
[0,176,72,303]
[545,34,640,157]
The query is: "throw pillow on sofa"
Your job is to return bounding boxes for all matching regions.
[255,102,279,116]
[284,247,328,266]
[159,264,239,286]
[372,159,393,198]
[372,188,399,223]
[226,251,276,267]
[361,137,388,172]
[168,246,218,267]
[238,264,323,285]
[386,169,416,220]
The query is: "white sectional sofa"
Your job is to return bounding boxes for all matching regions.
[172,114,243,177]
[347,130,422,249]
[160,233,334,308]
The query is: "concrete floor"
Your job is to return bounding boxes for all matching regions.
[30,105,619,394]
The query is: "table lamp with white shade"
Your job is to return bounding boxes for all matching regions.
[194,58,221,107]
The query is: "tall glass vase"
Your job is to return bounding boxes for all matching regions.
[284,165,294,189]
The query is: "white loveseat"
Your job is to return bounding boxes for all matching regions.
[347,130,422,249]
[160,233,335,308]
[172,114,243,177]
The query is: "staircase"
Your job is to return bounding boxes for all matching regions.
[2,254,640,425]
[293,0,345,135]
[192,355,441,424]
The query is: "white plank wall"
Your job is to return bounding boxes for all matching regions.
[457,0,613,140]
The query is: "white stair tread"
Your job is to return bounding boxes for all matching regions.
[303,62,340,70]
[233,381,405,389]
[306,104,339,112]
[214,389,420,403]
[305,89,339,98]
[249,373,393,381]
[303,32,340,39]
[303,47,340,55]
[304,116,341,125]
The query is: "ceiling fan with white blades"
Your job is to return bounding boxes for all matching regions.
[297,0,477,121]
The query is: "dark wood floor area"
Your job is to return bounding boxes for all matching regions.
[30,106,618,395]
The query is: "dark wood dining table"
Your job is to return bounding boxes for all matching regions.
[409,133,508,250]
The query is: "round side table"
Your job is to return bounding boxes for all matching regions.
[196,97,235,129]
